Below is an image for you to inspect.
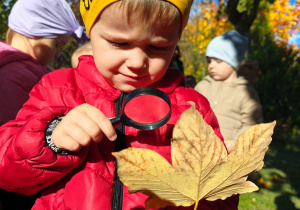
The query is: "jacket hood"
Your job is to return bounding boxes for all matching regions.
[203,75,249,86]
[0,41,38,68]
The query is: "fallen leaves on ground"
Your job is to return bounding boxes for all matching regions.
[112,103,276,209]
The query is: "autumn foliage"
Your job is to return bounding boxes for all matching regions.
[179,0,300,80]
[180,1,233,77]
[269,0,300,46]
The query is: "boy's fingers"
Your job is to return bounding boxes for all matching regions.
[77,104,117,141]
[66,124,93,147]
[52,129,82,152]
[62,135,82,152]
[71,111,103,142]
[89,111,117,141]
[52,115,93,150]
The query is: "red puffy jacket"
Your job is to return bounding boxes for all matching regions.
[0,55,238,209]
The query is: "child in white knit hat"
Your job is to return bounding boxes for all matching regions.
[195,30,263,153]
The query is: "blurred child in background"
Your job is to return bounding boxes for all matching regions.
[71,41,93,68]
[239,60,261,86]
[169,45,184,74]
[195,30,263,153]
[0,0,87,126]
[184,75,196,88]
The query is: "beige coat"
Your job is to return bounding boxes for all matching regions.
[195,75,263,141]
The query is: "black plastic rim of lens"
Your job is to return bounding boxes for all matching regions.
[123,87,171,130]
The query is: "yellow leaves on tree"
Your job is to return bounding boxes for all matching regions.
[182,1,231,54]
[113,103,276,209]
[180,1,233,77]
[269,0,300,45]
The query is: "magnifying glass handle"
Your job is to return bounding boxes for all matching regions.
[110,117,121,125]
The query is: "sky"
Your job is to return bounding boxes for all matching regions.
[288,0,300,47]
[289,32,300,47]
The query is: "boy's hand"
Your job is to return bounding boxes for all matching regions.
[52,104,117,152]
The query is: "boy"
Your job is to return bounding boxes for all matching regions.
[0,0,238,209]
[194,30,263,153]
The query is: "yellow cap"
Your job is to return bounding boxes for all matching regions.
[80,0,193,36]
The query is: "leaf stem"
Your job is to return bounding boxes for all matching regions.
[194,200,199,210]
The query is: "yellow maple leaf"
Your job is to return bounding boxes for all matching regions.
[112,103,276,209]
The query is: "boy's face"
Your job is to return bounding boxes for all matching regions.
[90,2,181,93]
[206,57,237,82]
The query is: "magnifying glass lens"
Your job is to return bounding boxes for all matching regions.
[110,87,171,130]
[124,95,170,124]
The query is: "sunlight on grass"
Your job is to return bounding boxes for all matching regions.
[238,137,300,210]
[239,189,278,210]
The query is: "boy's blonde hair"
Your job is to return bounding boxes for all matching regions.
[80,0,193,36]
[119,0,180,29]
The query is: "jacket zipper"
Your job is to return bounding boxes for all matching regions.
[112,92,126,210]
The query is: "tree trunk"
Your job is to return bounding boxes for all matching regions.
[226,0,261,36]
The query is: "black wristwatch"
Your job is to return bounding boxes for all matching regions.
[45,117,70,155]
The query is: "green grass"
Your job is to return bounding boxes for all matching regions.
[238,136,300,210]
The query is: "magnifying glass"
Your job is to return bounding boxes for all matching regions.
[110,87,171,130]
